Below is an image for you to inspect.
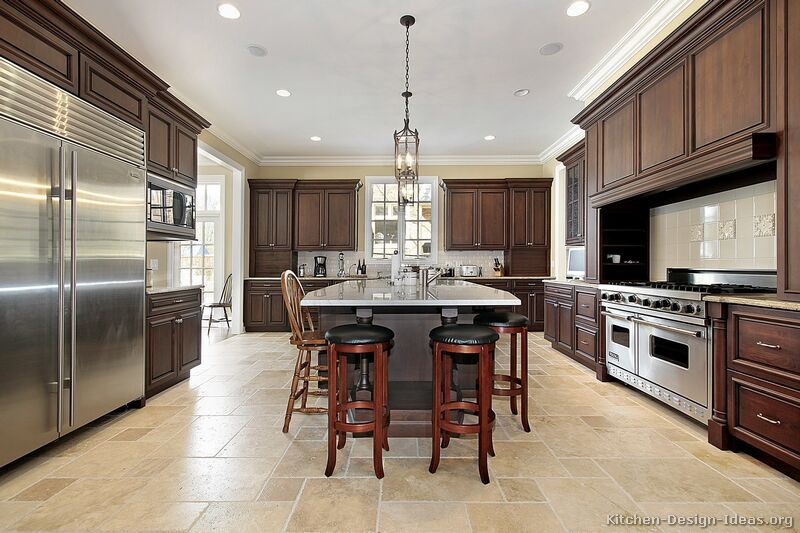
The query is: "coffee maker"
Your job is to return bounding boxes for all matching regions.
[314,256,327,277]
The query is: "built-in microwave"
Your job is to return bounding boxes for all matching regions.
[146,174,195,239]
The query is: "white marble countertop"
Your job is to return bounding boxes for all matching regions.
[301,279,521,307]
[146,284,203,295]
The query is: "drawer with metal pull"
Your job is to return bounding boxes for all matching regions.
[147,288,202,316]
[575,291,597,321]
[728,371,800,468]
[729,306,800,388]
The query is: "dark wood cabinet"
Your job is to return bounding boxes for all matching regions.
[0,1,79,93]
[557,301,574,354]
[145,288,202,398]
[573,0,777,207]
[249,180,297,277]
[174,123,197,185]
[294,181,358,251]
[444,182,508,250]
[543,297,558,342]
[146,107,173,177]
[79,54,146,128]
[146,99,206,187]
[777,0,800,302]
[543,282,599,371]
[508,180,551,250]
[243,280,288,332]
[557,142,586,246]
[509,279,545,332]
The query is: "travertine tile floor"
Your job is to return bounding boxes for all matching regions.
[1,332,798,532]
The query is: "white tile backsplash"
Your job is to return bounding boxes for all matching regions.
[297,249,505,277]
[649,181,777,280]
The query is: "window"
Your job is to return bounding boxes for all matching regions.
[173,176,225,305]
[365,176,438,263]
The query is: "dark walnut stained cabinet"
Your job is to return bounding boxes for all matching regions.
[249,180,297,277]
[243,280,289,332]
[443,181,508,250]
[146,93,208,187]
[544,282,599,372]
[573,0,778,207]
[557,142,586,246]
[293,180,359,251]
[506,179,553,277]
[79,55,146,128]
[145,288,202,398]
[778,0,800,301]
[708,302,800,472]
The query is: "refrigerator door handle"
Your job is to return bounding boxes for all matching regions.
[57,145,66,434]
[69,150,77,428]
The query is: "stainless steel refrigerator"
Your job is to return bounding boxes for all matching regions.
[0,57,146,467]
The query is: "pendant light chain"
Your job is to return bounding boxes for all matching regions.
[404,23,410,122]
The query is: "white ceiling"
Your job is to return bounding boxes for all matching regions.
[65,0,658,163]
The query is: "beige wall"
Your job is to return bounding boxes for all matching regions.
[198,163,234,279]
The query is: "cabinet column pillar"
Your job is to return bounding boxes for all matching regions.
[707,301,731,450]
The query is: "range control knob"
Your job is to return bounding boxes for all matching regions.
[627,295,637,303]
[641,298,651,307]
[671,302,682,311]
[681,304,696,314]
[601,293,608,300]
[659,299,671,309]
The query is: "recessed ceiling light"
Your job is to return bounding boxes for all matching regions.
[217,3,240,19]
[539,42,564,56]
[247,44,267,57]
[276,89,291,97]
[310,136,322,142]
[484,135,496,141]
[514,89,530,97]
[566,0,591,17]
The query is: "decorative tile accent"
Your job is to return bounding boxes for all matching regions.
[753,214,776,237]
[688,224,704,242]
[718,220,736,240]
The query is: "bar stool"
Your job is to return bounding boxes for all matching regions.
[324,324,394,479]
[473,311,531,432]
[429,324,499,484]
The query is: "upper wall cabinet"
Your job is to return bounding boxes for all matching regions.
[557,142,586,247]
[79,54,146,128]
[146,93,208,186]
[444,180,508,250]
[249,180,297,277]
[508,180,551,250]
[573,0,777,207]
[294,180,359,251]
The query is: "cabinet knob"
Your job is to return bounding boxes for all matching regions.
[263,294,268,299]
[175,318,183,324]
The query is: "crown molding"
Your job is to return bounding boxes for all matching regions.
[206,125,261,165]
[257,154,543,166]
[537,125,585,164]
[567,0,695,103]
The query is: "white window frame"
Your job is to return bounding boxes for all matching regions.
[364,175,439,266]
[172,175,225,305]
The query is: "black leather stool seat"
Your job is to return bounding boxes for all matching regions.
[429,324,499,345]
[325,324,394,345]
[473,311,529,328]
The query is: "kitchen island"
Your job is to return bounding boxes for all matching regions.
[301,279,521,435]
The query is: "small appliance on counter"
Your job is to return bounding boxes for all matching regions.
[337,252,345,278]
[298,264,307,277]
[314,256,327,277]
[460,265,480,277]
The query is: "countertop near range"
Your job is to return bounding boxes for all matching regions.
[702,293,800,312]
[544,279,598,288]
[448,276,554,281]
[246,276,378,281]
[146,284,203,295]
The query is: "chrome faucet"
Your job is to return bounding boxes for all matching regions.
[422,268,444,286]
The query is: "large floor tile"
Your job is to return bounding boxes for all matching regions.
[286,478,379,532]
[465,502,565,532]
[381,458,505,502]
[379,502,470,532]
[189,502,293,533]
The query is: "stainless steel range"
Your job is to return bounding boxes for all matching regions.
[599,269,776,424]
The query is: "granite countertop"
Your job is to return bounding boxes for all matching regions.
[301,279,521,307]
[447,276,554,281]
[247,275,553,282]
[146,284,203,295]
[544,279,599,288]
[702,293,800,312]
[246,276,378,281]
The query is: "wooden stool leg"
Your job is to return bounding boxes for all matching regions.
[300,350,313,409]
[337,354,348,450]
[520,330,531,432]
[325,345,338,477]
[478,344,491,485]
[382,347,390,452]
[372,345,385,479]
[429,342,442,474]
[441,353,452,449]
[486,348,496,458]
[509,332,518,415]
[283,348,304,433]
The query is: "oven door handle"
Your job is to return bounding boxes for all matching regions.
[629,317,702,338]
[601,311,631,321]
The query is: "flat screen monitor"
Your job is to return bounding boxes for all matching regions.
[567,247,586,279]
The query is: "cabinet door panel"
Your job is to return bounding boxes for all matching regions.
[639,63,686,171]
[273,189,293,250]
[174,123,198,186]
[509,189,529,248]
[0,3,79,93]
[585,123,600,197]
[147,109,172,177]
[557,302,574,352]
[79,55,145,127]
[295,190,324,249]
[601,99,635,187]
[530,189,550,246]
[266,289,287,330]
[146,315,177,391]
[253,190,273,249]
[529,289,545,331]
[693,7,766,150]
[244,289,268,329]
[544,298,558,342]
[446,190,477,249]
[325,190,355,250]
[178,308,201,374]
[478,190,507,248]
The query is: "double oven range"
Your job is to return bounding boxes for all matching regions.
[599,269,776,424]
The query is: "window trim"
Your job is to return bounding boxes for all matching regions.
[364,175,438,265]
